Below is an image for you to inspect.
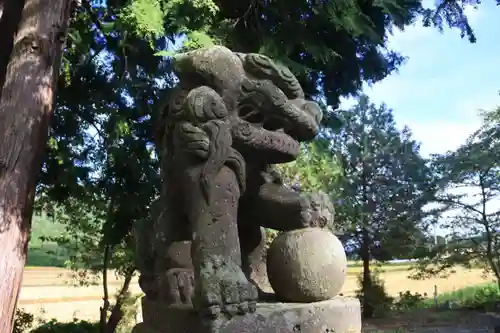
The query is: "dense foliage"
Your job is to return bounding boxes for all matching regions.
[326,95,435,317]
[37,0,486,260]
[413,106,500,285]
[6,0,491,329]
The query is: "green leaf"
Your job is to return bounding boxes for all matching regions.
[67,30,82,44]
[47,137,58,149]
[100,21,115,34]
[154,50,175,57]
[182,30,215,51]
[117,0,166,41]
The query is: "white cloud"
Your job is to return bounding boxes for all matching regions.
[407,121,479,156]
[454,93,500,119]
[405,92,500,156]
[337,97,480,156]
[339,2,498,159]
[464,5,482,25]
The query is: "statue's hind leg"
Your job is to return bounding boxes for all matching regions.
[155,188,195,306]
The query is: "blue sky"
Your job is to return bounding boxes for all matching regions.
[163,6,498,236]
[169,3,499,157]
[340,2,500,157]
[336,3,500,237]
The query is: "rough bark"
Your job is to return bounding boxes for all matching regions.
[105,268,135,333]
[0,0,71,331]
[100,246,111,333]
[0,0,25,94]
[361,224,373,318]
[361,160,374,319]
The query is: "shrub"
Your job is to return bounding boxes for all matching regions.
[390,282,500,311]
[30,320,99,333]
[114,292,142,333]
[13,308,34,333]
[355,268,394,317]
[426,282,500,311]
[393,291,426,311]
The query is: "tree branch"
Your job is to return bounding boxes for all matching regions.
[80,0,109,66]
[105,266,136,333]
[99,244,111,333]
[436,196,484,216]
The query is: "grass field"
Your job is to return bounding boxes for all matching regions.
[19,264,494,323]
[23,215,496,325]
[27,213,70,267]
[26,215,419,270]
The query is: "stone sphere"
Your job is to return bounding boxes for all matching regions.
[266,228,347,302]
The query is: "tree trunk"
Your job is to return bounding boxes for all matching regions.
[0,0,71,331]
[361,224,373,318]
[105,268,135,333]
[100,246,111,333]
[360,159,374,318]
[0,0,25,93]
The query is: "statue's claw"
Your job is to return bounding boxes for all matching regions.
[196,259,258,319]
[221,275,258,316]
[220,279,258,315]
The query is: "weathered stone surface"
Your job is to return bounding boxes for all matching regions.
[267,228,347,302]
[482,313,500,333]
[141,297,198,333]
[137,296,361,333]
[133,46,360,332]
[131,323,156,333]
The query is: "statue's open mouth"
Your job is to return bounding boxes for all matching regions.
[239,105,293,132]
[232,102,320,164]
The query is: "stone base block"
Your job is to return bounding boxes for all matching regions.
[135,296,361,333]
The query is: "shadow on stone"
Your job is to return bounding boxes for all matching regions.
[133,297,361,333]
[133,46,362,333]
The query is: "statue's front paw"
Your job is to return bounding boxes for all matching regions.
[160,268,195,305]
[300,192,335,229]
[196,258,258,318]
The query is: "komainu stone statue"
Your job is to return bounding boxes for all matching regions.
[133,46,361,333]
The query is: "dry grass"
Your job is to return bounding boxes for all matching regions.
[18,265,494,323]
[342,266,493,297]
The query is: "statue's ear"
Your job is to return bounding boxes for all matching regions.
[172,46,245,94]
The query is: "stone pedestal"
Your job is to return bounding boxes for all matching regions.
[133,296,362,333]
